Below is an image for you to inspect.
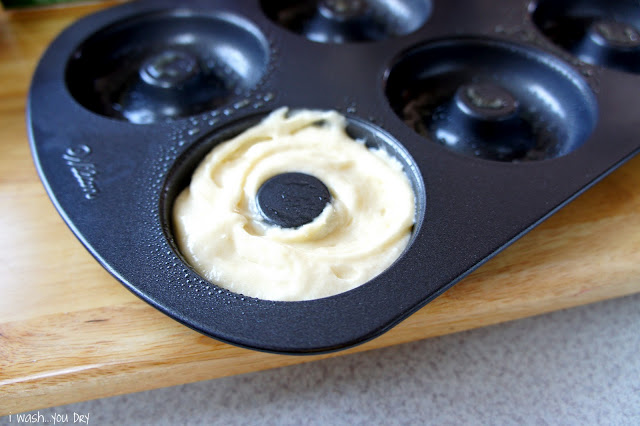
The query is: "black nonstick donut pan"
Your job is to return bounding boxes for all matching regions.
[28,0,640,354]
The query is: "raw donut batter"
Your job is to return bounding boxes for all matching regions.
[173,108,415,301]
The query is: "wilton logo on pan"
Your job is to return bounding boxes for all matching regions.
[63,145,99,199]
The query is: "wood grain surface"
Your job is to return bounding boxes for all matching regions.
[1,2,639,416]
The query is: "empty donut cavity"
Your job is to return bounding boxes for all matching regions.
[385,38,599,162]
[532,0,640,74]
[260,0,432,43]
[65,11,270,124]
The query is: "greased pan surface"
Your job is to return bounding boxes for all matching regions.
[28,0,640,354]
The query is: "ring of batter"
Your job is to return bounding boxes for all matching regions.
[172,108,415,301]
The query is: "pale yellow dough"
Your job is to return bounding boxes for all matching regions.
[173,108,415,301]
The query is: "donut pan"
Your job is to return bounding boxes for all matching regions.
[28,0,640,354]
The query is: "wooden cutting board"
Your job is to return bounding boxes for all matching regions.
[1,3,639,415]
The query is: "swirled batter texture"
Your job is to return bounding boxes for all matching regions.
[173,108,415,301]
